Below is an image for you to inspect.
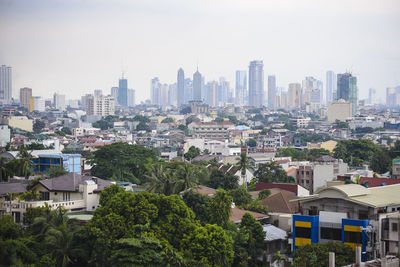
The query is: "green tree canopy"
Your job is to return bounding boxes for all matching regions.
[254,161,292,183]
[207,168,239,191]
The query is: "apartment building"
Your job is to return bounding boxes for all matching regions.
[188,121,234,139]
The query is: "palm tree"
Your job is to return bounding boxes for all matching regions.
[17,148,34,179]
[236,151,254,190]
[145,164,176,195]
[0,157,10,182]
[175,163,199,193]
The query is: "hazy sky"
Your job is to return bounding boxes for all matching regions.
[1,0,399,103]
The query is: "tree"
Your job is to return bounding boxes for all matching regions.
[235,152,254,188]
[247,138,257,147]
[33,120,46,133]
[184,146,200,161]
[161,117,174,123]
[0,157,11,182]
[238,213,266,265]
[334,120,349,129]
[133,115,150,123]
[175,163,199,192]
[229,188,252,207]
[182,224,234,266]
[258,189,271,200]
[370,150,391,174]
[208,189,232,228]
[182,190,211,225]
[144,164,176,195]
[254,161,292,183]
[17,148,34,179]
[333,139,383,167]
[136,121,150,131]
[185,115,200,125]
[60,127,72,135]
[207,168,239,191]
[48,167,68,178]
[292,242,354,267]
[88,142,158,184]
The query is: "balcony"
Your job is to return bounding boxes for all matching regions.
[1,199,86,213]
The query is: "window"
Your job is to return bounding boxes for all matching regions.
[358,210,368,220]
[63,192,70,201]
[295,227,311,238]
[392,223,398,232]
[344,231,362,244]
[309,206,318,216]
[321,227,342,241]
[40,191,50,201]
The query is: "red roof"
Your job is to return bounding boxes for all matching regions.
[256,182,300,195]
[359,177,400,188]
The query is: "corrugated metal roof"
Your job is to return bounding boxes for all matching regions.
[263,224,287,241]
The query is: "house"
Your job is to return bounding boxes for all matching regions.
[260,190,300,214]
[230,207,269,224]
[256,182,309,197]
[262,224,288,263]
[0,173,111,223]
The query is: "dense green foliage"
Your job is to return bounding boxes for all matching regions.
[292,242,354,267]
[254,161,293,183]
[184,146,201,161]
[33,119,46,133]
[206,168,239,190]
[292,133,331,146]
[277,147,332,161]
[89,142,158,184]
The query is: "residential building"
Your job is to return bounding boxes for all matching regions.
[268,75,276,109]
[32,153,81,174]
[150,77,160,105]
[207,81,218,107]
[235,70,247,106]
[193,68,202,101]
[53,93,66,111]
[296,156,348,194]
[1,116,33,132]
[189,121,235,140]
[111,87,119,104]
[326,71,336,104]
[327,100,352,122]
[0,65,12,105]
[248,60,264,107]
[127,88,135,107]
[177,68,185,107]
[32,96,45,112]
[392,159,400,179]
[190,100,209,114]
[386,86,400,108]
[19,87,32,111]
[337,72,358,115]
[118,77,128,107]
[85,94,115,117]
[184,78,193,104]
[290,117,311,128]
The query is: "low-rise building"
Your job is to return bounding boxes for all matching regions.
[189,121,235,139]
[327,100,352,122]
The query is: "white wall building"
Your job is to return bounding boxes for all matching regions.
[53,93,66,111]
[327,100,352,122]
[0,125,10,147]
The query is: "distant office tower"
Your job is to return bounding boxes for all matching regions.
[85,95,115,116]
[280,91,288,110]
[288,83,301,110]
[184,78,193,104]
[32,97,45,112]
[168,83,177,106]
[177,68,185,107]
[53,93,66,111]
[193,69,202,101]
[326,71,336,104]
[207,81,218,107]
[235,70,247,106]
[111,87,119,99]
[160,84,169,106]
[0,65,12,105]
[268,75,276,109]
[81,94,92,111]
[317,80,323,105]
[127,89,135,107]
[20,87,32,111]
[248,60,264,107]
[94,89,102,97]
[386,86,400,107]
[368,88,376,105]
[68,99,79,109]
[118,77,128,107]
[201,76,206,102]
[151,77,161,105]
[337,73,358,115]
[218,77,230,104]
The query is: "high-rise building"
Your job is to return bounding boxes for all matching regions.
[207,81,218,107]
[32,96,45,112]
[288,83,301,110]
[235,70,247,106]
[177,68,185,107]
[326,71,336,104]
[111,87,119,105]
[85,95,115,116]
[0,65,12,105]
[160,84,169,107]
[20,87,32,111]
[118,77,128,107]
[151,77,161,105]
[53,93,66,111]
[127,89,135,107]
[168,83,177,106]
[368,88,376,105]
[248,60,264,107]
[386,87,400,108]
[193,69,202,101]
[268,75,276,109]
[337,73,357,115]
[184,78,193,104]
[94,89,102,97]
[218,77,230,104]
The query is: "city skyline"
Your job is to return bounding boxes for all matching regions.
[0,0,399,103]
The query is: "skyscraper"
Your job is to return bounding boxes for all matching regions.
[177,68,185,107]
[326,71,336,104]
[268,75,276,109]
[248,60,264,107]
[168,83,177,106]
[20,87,32,111]
[94,89,102,97]
[235,70,247,106]
[337,73,357,115]
[207,81,218,107]
[0,65,12,105]
[53,93,66,111]
[118,77,128,107]
[218,77,230,104]
[151,77,161,105]
[368,88,376,105]
[184,78,193,104]
[193,68,202,101]
[288,83,301,110]
[127,89,135,107]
